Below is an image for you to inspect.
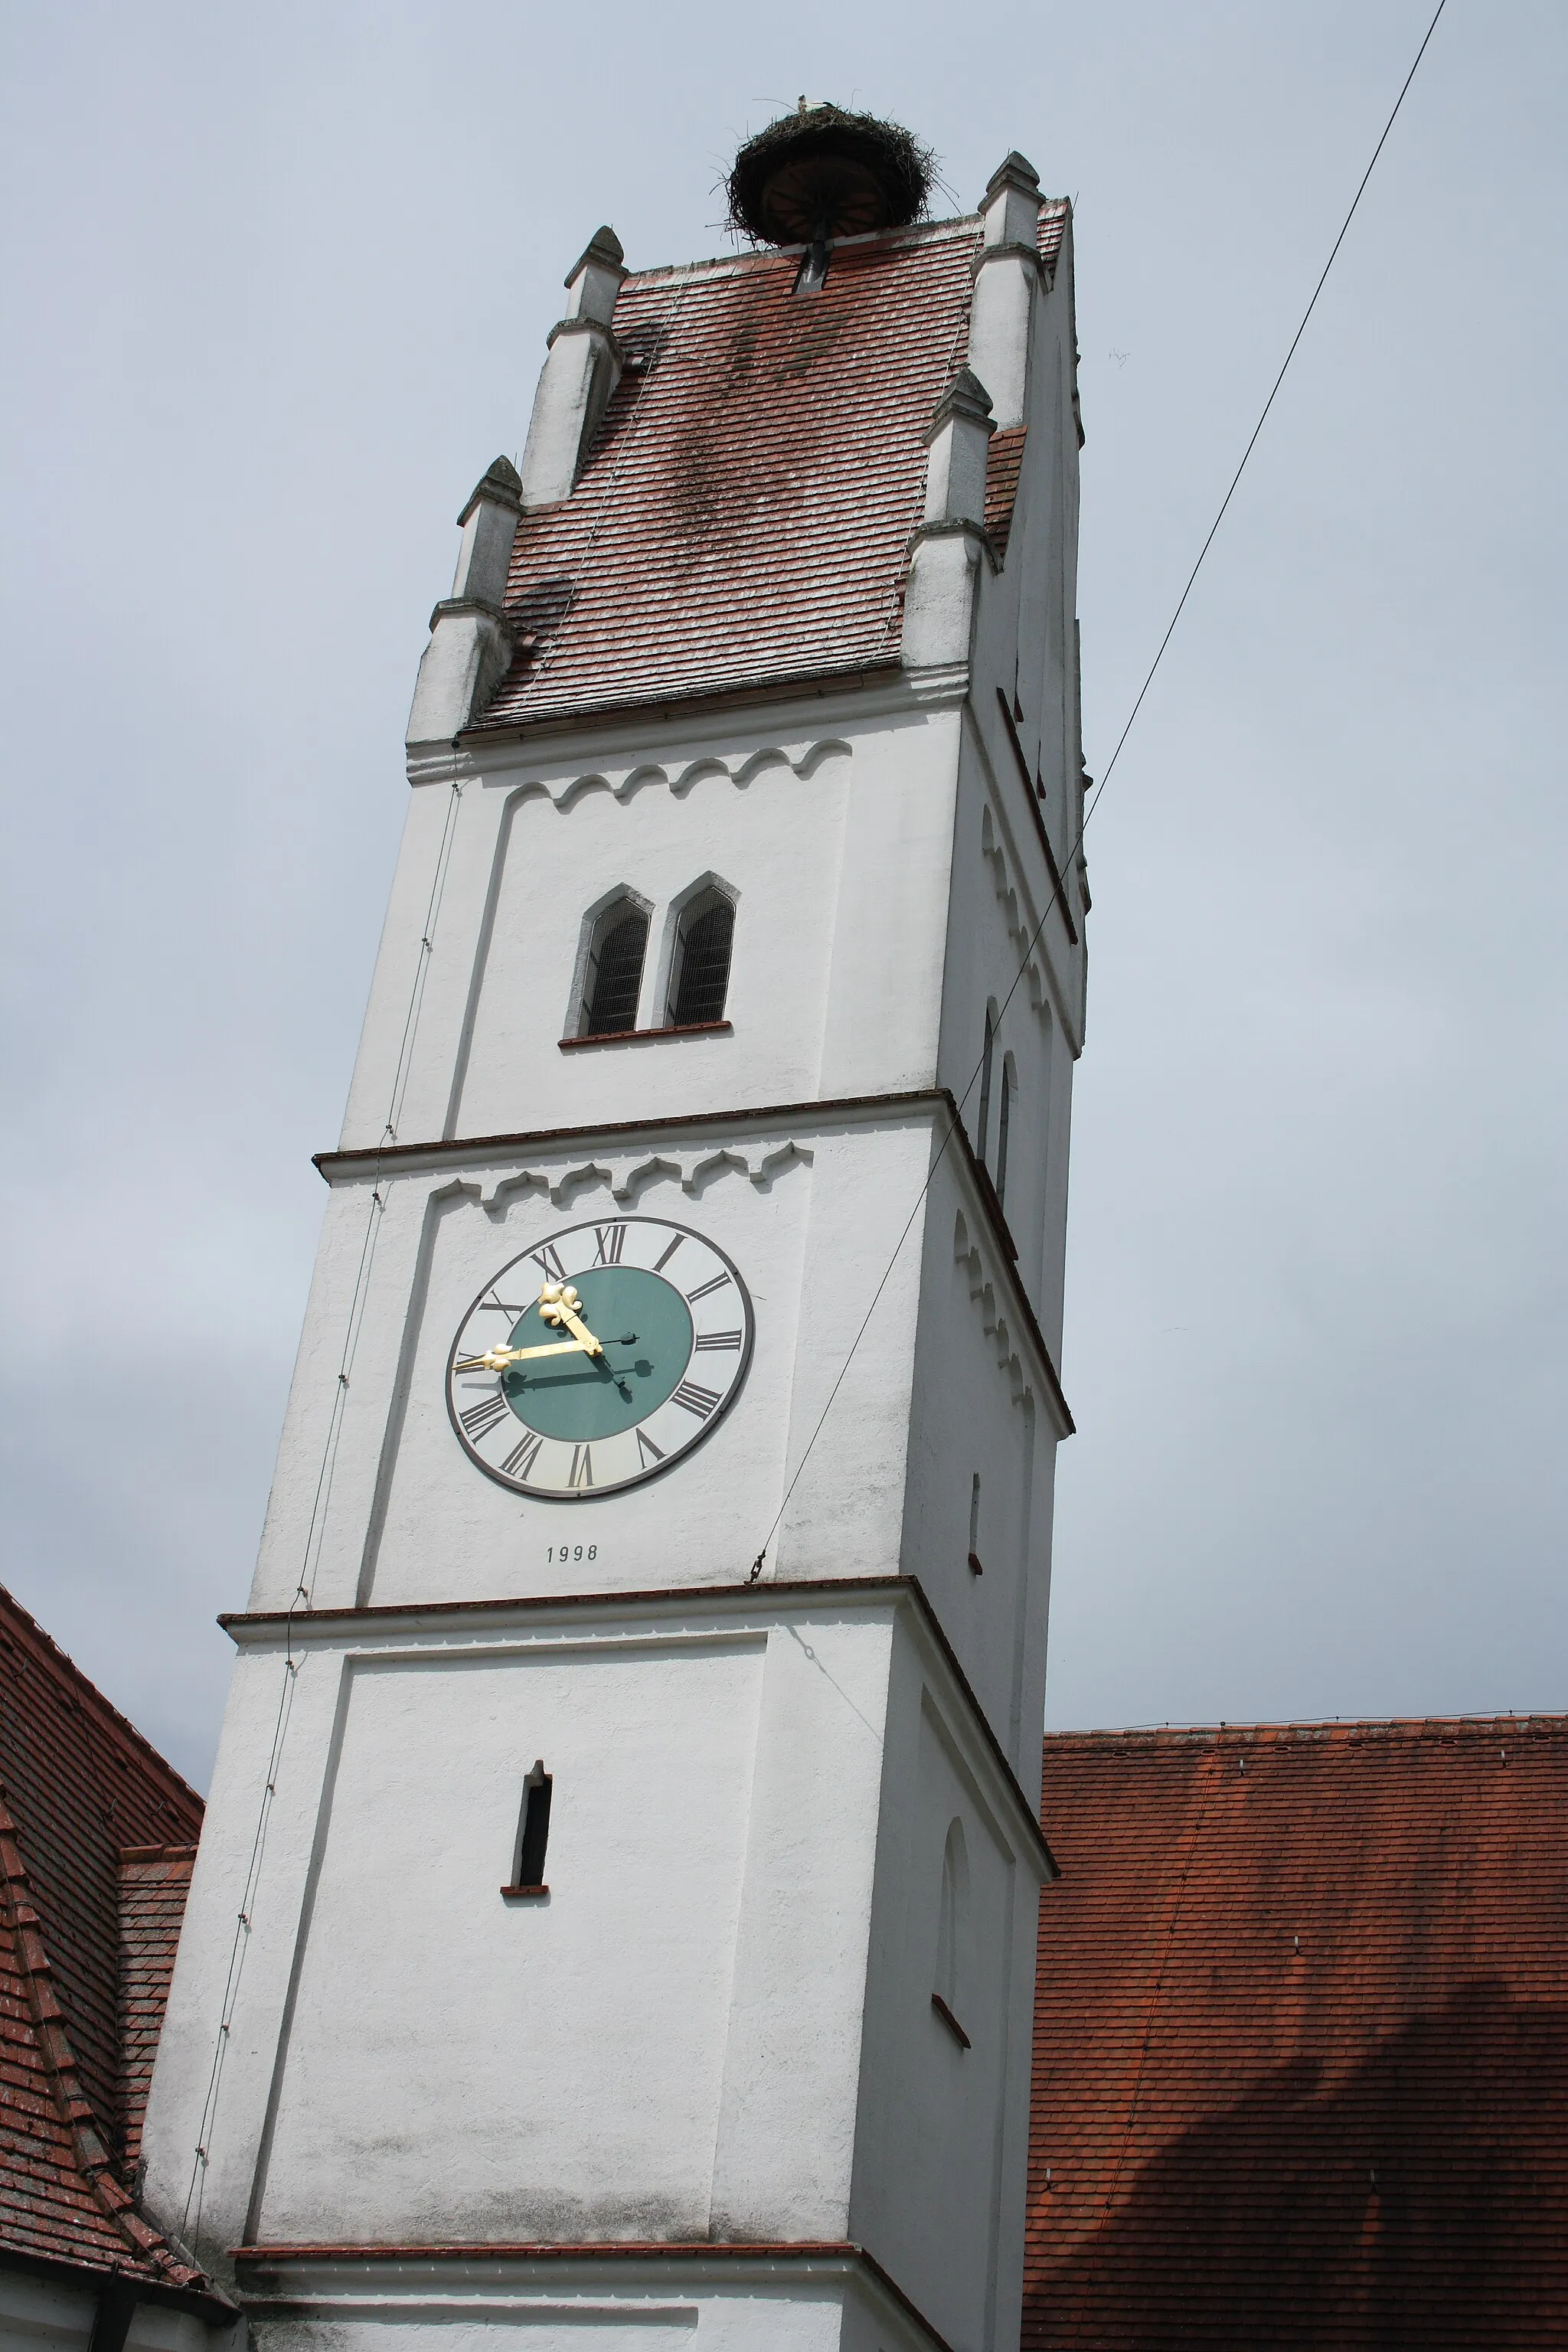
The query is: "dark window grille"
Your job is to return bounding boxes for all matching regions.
[670,894,735,1027]
[996,1063,1011,1207]
[584,907,648,1035]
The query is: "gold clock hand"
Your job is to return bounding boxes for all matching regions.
[453,1338,595,1374]
[537,1281,603,1356]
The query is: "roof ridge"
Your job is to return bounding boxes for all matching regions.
[622,209,985,291]
[0,1794,209,2295]
[0,1583,203,1815]
[1043,1710,1567,1745]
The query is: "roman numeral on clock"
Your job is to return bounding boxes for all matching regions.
[459,1390,510,1442]
[686,1272,731,1304]
[635,1427,666,1466]
[501,1432,541,1481]
[593,1223,627,1265]
[694,1328,743,1351]
[569,1445,594,1489]
[670,1380,721,1421]
[653,1233,684,1272]
[529,1242,567,1282]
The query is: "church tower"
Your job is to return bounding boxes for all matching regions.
[142,109,1089,2352]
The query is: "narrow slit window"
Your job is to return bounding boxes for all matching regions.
[977,1010,995,1165]
[996,1061,1012,1207]
[583,903,648,1036]
[932,1819,971,2048]
[509,1759,553,1892]
[668,891,735,1027]
[968,1473,983,1574]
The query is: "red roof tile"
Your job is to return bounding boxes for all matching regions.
[119,1847,196,2177]
[0,1586,207,2295]
[474,197,1072,734]
[480,216,984,733]
[1027,1717,1568,2349]
[985,429,1027,558]
[1037,197,1070,279]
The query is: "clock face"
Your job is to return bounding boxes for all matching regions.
[446,1216,754,1501]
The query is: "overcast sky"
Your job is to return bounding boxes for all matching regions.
[2,1,1563,1789]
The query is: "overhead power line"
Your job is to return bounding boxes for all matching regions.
[749,0,1452,1579]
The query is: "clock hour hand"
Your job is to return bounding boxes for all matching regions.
[537,1281,603,1357]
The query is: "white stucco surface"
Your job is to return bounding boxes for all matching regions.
[256,1638,766,2241]
[142,1595,1047,2279]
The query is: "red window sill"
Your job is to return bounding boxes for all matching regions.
[932,1993,971,2050]
[559,1021,733,1051]
[500,1883,550,1900]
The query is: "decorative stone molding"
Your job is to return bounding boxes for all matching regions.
[980,802,1052,1025]
[953,1209,1033,1412]
[968,151,1043,431]
[405,457,524,746]
[507,736,851,812]
[446,1136,815,1217]
[903,527,986,672]
[562,225,627,327]
[923,368,995,528]
[980,152,1043,251]
[903,374,1001,671]
[519,228,628,511]
[453,456,523,603]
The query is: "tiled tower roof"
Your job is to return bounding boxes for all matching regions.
[0,1584,214,2300]
[1027,1717,1568,2350]
[478,204,1070,734]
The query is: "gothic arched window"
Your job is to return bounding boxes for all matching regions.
[582,899,648,1037]
[668,890,735,1027]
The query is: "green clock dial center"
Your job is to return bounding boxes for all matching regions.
[501,1267,693,1442]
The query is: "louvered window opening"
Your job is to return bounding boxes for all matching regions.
[584,910,648,1036]
[671,897,734,1027]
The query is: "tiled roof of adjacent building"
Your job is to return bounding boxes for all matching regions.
[0,1584,211,2298]
[118,1846,197,2180]
[478,202,1070,733]
[1027,1717,1568,2350]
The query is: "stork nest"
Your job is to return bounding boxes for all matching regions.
[727,105,936,247]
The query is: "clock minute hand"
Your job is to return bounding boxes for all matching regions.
[453,1338,594,1373]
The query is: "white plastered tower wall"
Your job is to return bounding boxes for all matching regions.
[141,148,1086,2352]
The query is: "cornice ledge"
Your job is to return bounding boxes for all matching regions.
[218,1574,1055,1879]
[317,1088,949,1179]
[231,2239,952,2351]
[461,661,912,754]
[970,236,1049,286]
[543,314,624,361]
[909,515,1001,575]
